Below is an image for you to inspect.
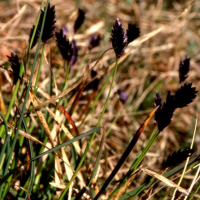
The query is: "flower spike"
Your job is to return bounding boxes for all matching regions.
[40,3,56,43]
[157,91,175,132]
[174,83,198,108]
[88,34,101,50]
[127,24,140,43]
[7,53,21,84]
[74,8,86,33]
[29,25,40,49]
[111,18,127,58]
[55,29,73,63]
[164,148,194,168]
[156,83,197,132]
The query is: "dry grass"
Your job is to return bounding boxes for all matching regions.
[0,0,200,199]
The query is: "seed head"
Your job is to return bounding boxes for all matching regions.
[111,18,127,58]
[74,8,86,33]
[174,83,198,108]
[164,148,194,168]
[7,53,21,84]
[88,34,101,50]
[40,3,56,43]
[157,91,175,132]
[56,29,73,63]
[29,25,40,49]
[127,24,140,43]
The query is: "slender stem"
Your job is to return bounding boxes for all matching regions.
[34,44,45,93]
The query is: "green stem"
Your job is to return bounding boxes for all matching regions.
[34,44,45,93]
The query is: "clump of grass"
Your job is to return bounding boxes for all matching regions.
[0,1,200,200]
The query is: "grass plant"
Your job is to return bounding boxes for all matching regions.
[0,0,200,199]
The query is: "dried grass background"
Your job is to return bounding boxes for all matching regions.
[0,0,200,199]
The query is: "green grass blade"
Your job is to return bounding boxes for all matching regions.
[28,127,100,162]
[0,112,10,173]
[0,127,100,186]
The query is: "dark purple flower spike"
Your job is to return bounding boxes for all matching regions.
[174,83,198,108]
[179,56,190,83]
[157,91,175,132]
[117,89,128,104]
[111,18,128,58]
[156,83,197,132]
[70,39,78,68]
[164,148,194,168]
[29,25,40,49]
[29,3,56,47]
[88,34,101,50]
[7,53,21,84]
[40,3,56,43]
[127,24,140,44]
[56,29,73,63]
[74,8,86,33]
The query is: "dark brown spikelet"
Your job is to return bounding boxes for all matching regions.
[111,18,128,58]
[179,56,190,83]
[74,8,86,33]
[70,39,78,68]
[29,25,40,49]
[154,92,162,125]
[88,34,101,50]
[7,53,21,84]
[55,29,73,63]
[40,3,56,43]
[127,24,140,43]
[164,148,194,168]
[174,83,198,108]
[157,91,175,132]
